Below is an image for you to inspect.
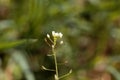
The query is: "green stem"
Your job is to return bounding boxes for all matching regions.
[52,46,59,80]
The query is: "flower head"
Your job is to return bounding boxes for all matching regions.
[46,31,63,47]
[52,31,63,38]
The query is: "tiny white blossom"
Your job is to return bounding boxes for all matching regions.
[52,31,55,36]
[60,41,63,44]
[59,33,63,38]
[47,34,50,38]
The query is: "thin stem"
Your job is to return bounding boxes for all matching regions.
[48,37,54,44]
[42,66,55,71]
[44,38,51,47]
[52,46,59,80]
[59,69,72,79]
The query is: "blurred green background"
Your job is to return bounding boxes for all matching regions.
[1,0,120,80]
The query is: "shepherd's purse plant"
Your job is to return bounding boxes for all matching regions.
[42,31,72,80]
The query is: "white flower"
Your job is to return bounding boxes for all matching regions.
[59,33,63,38]
[47,34,50,38]
[52,31,55,36]
[55,32,59,37]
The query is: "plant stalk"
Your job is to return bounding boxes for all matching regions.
[52,46,59,80]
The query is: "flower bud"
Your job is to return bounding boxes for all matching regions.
[47,34,50,38]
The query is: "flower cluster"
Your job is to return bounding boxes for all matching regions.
[52,31,63,38]
[46,31,63,47]
[47,31,63,39]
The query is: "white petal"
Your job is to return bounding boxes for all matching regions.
[59,33,63,38]
[52,31,55,36]
[55,33,59,37]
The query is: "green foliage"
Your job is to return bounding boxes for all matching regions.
[0,39,37,50]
